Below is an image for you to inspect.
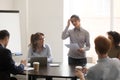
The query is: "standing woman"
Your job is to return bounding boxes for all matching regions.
[62,15,90,66]
[28,32,53,63]
[107,31,120,59]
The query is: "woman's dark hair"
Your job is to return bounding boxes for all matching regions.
[70,15,80,21]
[0,30,10,40]
[107,31,120,47]
[30,32,44,52]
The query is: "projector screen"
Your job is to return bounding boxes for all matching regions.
[0,10,22,55]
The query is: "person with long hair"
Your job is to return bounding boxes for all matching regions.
[62,15,90,66]
[107,31,120,59]
[28,32,53,63]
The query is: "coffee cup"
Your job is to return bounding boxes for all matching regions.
[33,62,39,71]
[75,66,82,70]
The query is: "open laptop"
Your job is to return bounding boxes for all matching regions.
[29,57,47,66]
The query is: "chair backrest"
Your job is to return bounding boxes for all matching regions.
[29,57,47,66]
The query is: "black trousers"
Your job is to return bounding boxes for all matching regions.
[68,57,87,80]
[68,57,87,67]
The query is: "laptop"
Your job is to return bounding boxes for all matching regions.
[29,57,47,66]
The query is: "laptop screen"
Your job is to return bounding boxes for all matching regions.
[29,57,47,66]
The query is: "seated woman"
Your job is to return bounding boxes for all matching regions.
[28,32,53,63]
[107,31,120,59]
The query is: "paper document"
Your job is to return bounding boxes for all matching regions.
[65,43,79,51]
[49,63,60,67]
[24,67,34,71]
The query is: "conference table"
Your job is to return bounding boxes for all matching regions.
[25,62,77,80]
[24,62,95,80]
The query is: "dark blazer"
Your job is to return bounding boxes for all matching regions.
[0,44,24,80]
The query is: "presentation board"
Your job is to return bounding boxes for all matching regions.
[0,10,22,55]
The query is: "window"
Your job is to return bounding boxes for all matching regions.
[63,0,120,63]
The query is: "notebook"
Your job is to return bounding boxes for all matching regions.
[29,57,47,66]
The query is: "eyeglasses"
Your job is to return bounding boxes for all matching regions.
[39,38,45,40]
[39,36,45,40]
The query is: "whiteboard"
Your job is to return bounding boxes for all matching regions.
[0,10,21,55]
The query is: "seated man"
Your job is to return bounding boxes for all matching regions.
[0,30,26,80]
[75,35,120,80]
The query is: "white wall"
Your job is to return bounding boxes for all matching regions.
[13,0,28,62]
[0,0,63,62]
[13,0,120,63]
[0,0,28,62]
[0,0,14,10]
[0,0,119,63]
[28,0,63,62]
